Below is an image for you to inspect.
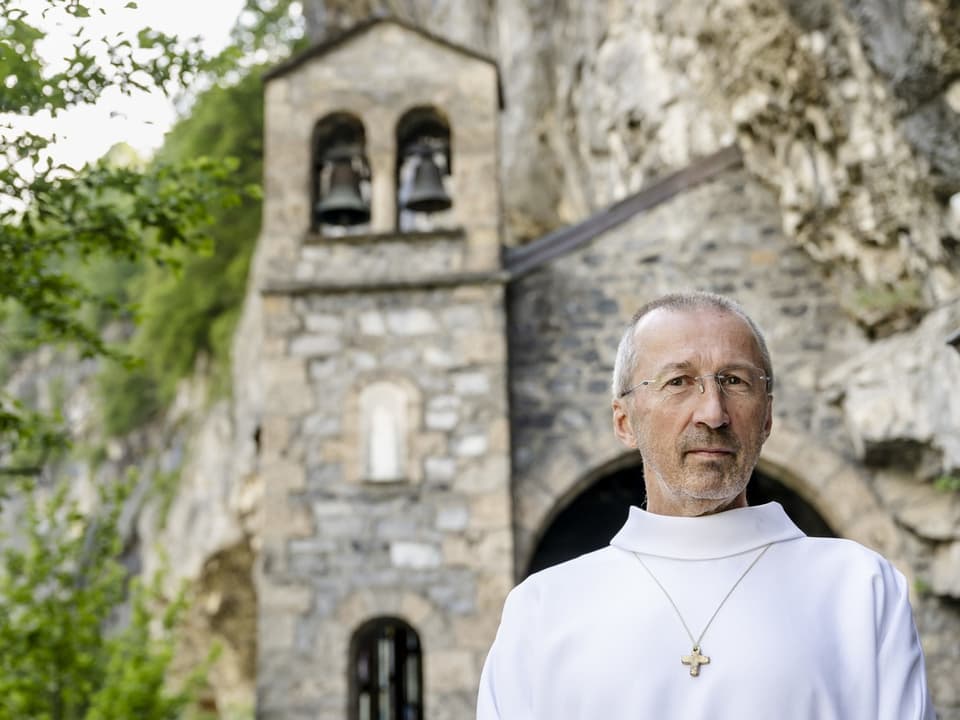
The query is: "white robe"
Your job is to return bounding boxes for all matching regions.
[477,502,934,719]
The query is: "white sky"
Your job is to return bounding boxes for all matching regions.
[29,0,246,168]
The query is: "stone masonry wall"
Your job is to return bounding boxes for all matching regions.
[255,281,513,720]
[507,165,960,716]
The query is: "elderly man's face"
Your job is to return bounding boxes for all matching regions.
[612,307,773,516]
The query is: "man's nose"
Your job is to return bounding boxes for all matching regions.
[691,376,730,429]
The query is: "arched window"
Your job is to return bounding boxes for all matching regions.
[312,112,371,234]
[395,106,453,232]
[359,381,409,482]
[350,617,423,720]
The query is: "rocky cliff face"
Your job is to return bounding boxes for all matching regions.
[306,0,960,334]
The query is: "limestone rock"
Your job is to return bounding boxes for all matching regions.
[822,302,960,473]
[931,541,960,598]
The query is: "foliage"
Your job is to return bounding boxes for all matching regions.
[96,0,309,434]
[97,363,161,436]
[223,0,306,69]
[96,67,266,433]
[848,277,924,325]
[0,0,205,115]
[0,0,250,476]
[933,474,960,493]
[912,577,933,597]
[0,478,210,719]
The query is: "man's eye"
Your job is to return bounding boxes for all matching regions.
[719,373,749,387]
[663,376,691,388]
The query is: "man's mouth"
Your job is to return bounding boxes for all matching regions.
[685,448,735,456]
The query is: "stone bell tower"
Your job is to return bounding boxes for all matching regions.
[250,18,513,720]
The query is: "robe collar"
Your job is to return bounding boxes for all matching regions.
[610,501,805,560]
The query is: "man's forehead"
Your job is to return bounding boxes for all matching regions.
[632,306,761,364]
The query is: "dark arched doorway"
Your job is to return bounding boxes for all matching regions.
[525,465,835,577]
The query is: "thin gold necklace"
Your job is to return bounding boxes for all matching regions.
[633,543,772,677]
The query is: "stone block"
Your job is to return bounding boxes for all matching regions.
[260,291,289,314]
[452,371,491,395]
[358,311,386,335]
[304,313,344,334]
[452,613,501,651]
[476,571,514,614]
[389,541,442,569]
[424,347,455,367]
[426,409,459,431]
[258,613,297,651]
[442,536,472,565]
[349,351,377,370]
[442,304,484,330]
[386,308,438,335]
[487,417,510,453]
[453,434,488,457]
[473,528,514,568]
[425,456,457,483]
[399,592,435,626]
[302,412,341,438]
[334,590,375,627]
[259,583,313,614]
[470,493,510,531]
[375,514,419,539]
[428,580,476,615]
[436,503,470,531]
[262,336,287,357]
[288,502,315,537]
[459,455,509,494]
[263,359,313,415]
[260,415,291,456]
[290,334,343,357]
[414,431,447,461]
[311,500,356,518]
[261,460,307,493]
[460,332,506,364]
[424,649,475,692]
[314,512,367,538]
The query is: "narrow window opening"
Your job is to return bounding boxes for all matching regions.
[360,381,408,482]
[350,618,423,720]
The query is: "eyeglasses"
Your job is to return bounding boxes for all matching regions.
[618,367,771,400]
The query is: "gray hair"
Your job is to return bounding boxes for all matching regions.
[611,291,774,399]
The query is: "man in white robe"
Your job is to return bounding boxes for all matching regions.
[477,291,934,719]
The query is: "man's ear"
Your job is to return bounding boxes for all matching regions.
[761,395,773,442]
[612,399,638,449]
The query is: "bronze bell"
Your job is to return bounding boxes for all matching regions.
[403,151,452,214]
[316,158,370,226]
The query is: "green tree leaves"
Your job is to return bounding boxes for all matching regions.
[0,0,205,115]
[0,0,252,475]
[0,479,208,720]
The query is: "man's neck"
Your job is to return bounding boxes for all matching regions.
[646,491,748,517]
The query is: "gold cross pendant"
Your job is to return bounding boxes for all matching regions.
[681,645,710,676]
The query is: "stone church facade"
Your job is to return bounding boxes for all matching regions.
[238,18,960,719]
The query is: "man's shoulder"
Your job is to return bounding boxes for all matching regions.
[784,535,907,584]
[511,546,630,599]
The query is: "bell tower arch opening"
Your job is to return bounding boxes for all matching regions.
[525,464,836,578]
[312,112,371,233]
[395,106,454,232]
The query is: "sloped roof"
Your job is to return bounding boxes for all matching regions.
[264,16,504,108]
[504,145,743,277]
